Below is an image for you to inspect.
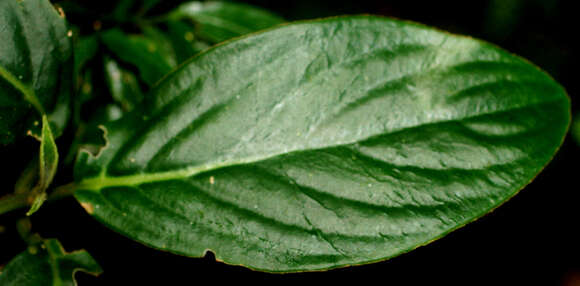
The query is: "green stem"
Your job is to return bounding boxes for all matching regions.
[48,183,77,201]
[0,183,77,216]
[0,194,28,216]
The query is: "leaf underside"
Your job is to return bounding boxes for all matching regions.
[74,16,570,272]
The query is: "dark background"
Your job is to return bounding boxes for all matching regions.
[1,0,578,284]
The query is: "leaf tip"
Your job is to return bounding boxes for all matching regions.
[26,192,47,216]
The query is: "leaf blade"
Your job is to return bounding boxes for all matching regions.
[165,20,209,63]
[74,16,570,272]
[100,28,175,86]
[27,115,59,216]
[169,1,284,43]
[104,57,144,112]
[0,239,102,286]
[0,0,72,145]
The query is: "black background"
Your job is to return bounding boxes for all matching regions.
[1,0,579,285]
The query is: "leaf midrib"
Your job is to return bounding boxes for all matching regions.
[76,97,564,192]
[0,63,44,114]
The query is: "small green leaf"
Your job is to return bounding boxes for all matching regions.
[0,239,102,286]
[104,57,144,112]
[169,1,284,43]
[0,0,72,145]
[141,26,178,68]
[27,115,59,216]
[74,35,99,77]
[74,16,570,272]
[100,28,174,86]
[166,20,208,63]
[39,116,59,191]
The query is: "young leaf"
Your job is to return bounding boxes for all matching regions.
[169,1,284,43]
[0,0,72,145]
[27,115,59,216]
[0,239,102,285]
[100,28,174,86]
[73,16,570,272]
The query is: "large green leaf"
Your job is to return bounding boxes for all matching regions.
[74,16,570,272]
[169,1,284,43]
[0,239,101,286]
[0,0,72,145]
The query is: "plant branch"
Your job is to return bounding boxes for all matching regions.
[0,183,77,216]
[0,194,28,216]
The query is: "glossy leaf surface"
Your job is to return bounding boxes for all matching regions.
[74,16,570,272]
[0,0,72,145]
[0,239,102,286]
[169,1,284,43]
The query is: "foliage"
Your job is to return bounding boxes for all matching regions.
[0,238,101,286]
[0,0,571,282]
